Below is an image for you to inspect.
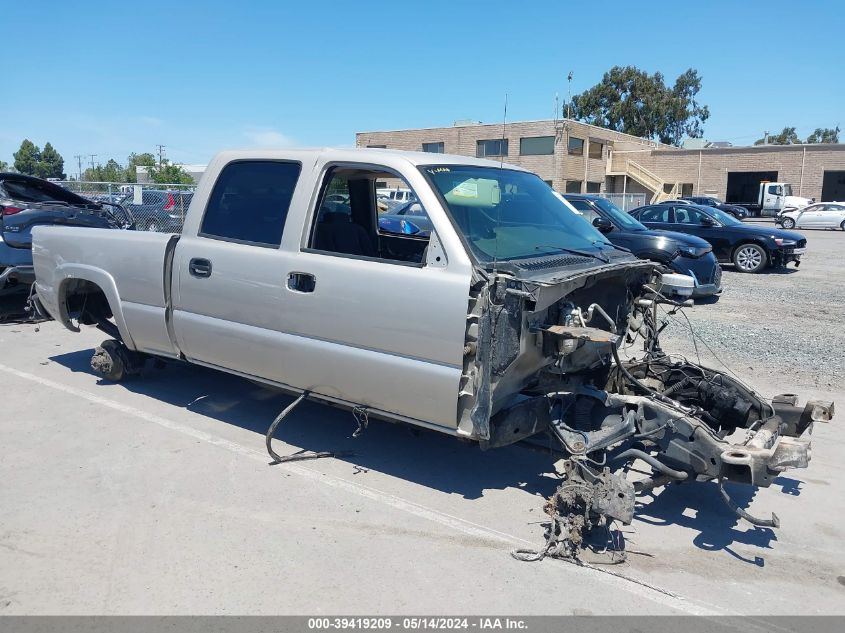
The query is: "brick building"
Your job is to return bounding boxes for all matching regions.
[356,119,845,205]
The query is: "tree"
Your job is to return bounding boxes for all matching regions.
[0,159,8,171]
[806,126,840,144]
[37,142,66,179]
[754,127,800,145]
[83,159,124,182]
[124,152,156,182]
[13,139,41,175]
[148,160,194,185]
[570,66,710,146]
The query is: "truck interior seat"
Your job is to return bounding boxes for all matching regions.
[313,210,375,257]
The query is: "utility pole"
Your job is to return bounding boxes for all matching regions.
[74,155,83,181]
[88,154,97,172]
[156,144,166,168]
[566,71,573,119]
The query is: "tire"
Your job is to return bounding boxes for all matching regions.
[733,243,767,273]
[146,220,160,232]
[841,220,845,231]
[781,217,796,229]
[90,340,127,381]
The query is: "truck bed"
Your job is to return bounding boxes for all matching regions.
[32,226,178,357]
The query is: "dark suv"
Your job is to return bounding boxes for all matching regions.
[563,194,721,298]
[123,189,193,232]
[1,173,133,288]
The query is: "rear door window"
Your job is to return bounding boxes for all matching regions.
[200,160,301,247]
[639,206,671,222]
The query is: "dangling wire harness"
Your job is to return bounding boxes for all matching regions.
[265,391,352,464]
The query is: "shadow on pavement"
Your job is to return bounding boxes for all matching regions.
[0,286,31,323]
[49,348,561,502]
[50,346,799,560]
[634,479,782,566]
[721,266,800,276]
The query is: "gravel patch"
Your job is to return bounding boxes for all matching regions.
[660,230,845,392]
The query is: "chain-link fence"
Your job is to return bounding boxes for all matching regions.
[57,181,196,232]
[594,193,647,211]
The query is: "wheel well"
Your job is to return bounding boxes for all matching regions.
[63,279,114,326]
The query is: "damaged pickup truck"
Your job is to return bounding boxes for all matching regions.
[31,149,833,557]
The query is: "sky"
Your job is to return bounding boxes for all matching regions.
[2,0,842,174]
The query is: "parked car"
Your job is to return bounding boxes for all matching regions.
[31,148,827,554]
[677,196,750,220]
[377,200,435,236]
[563,194,721,298]
[0,172,133,288]
[776,202,845,230]
[376,188,415,203]
[123,189,193,232]
[630,202,806,273]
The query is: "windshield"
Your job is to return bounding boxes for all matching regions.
[702,205,740,226]
[422,165,611,263]
[590,197,647,231]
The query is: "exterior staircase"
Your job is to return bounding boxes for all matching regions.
[608,154,679,203]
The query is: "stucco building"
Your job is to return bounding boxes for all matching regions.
[357,119,845,205]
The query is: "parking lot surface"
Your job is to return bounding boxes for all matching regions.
[1,226,843,616]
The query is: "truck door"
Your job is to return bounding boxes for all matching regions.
[171,159,305,384]
[762,184,784,213]
[280,163,470,430]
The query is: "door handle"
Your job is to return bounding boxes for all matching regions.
[189,258,212,278]
[287,272,316,293]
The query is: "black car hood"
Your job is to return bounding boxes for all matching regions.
[614,227,711,248]
[725,223,804,242]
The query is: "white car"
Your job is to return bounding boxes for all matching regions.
[777,202,845,230]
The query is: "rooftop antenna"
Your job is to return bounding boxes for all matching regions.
[566,71,573,119]
[492,93,508,276]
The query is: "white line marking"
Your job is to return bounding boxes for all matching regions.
[0,361,726,615]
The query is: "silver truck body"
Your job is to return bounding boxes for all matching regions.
[32,148,832,557]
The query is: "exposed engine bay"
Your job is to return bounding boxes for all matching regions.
[458,259,834,561]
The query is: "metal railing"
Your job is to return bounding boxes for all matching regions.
[594,193,647,211]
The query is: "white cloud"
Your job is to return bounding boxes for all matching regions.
[243,127,294,147]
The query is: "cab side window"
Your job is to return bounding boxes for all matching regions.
[309,166,431,265]
[200,160,301,247]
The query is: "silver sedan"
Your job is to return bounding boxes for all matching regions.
[777,203,845,230]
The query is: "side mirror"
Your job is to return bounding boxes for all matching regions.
[592,217,613,233]
[700,215,717,227]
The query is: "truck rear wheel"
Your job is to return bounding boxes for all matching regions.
[90,339,139,381]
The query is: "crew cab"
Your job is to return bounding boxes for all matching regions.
[31,149,830,551]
